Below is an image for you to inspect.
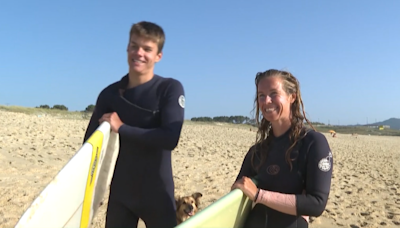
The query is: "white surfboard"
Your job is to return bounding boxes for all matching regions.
[14,121,120,228]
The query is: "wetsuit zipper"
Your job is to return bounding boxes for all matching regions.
[119,89,160,115]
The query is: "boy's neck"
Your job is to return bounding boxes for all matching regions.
[127,70,154,88]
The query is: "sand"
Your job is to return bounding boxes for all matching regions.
[1,110,400,228]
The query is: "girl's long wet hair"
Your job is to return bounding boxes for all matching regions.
[250,69,315,172]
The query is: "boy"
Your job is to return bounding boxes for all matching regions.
[83,21,185,228]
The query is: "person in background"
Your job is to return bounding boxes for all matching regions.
[83,21,185,228]
[231,69,333,228]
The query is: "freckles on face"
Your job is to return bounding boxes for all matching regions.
[257,76,292,121]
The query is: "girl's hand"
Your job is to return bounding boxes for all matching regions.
[231,176,259,201]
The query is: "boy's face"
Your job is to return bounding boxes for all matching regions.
[127,34,162,75]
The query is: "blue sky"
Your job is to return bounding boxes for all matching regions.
[1,0,399,125]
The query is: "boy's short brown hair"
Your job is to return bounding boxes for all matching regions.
[129,21,165,53]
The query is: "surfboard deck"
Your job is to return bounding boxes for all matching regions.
[14,121,120,228]
[175,178,258,228]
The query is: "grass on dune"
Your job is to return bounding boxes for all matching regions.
[0,105,91,120]
[2,105,399,137]
[185,121,400,137]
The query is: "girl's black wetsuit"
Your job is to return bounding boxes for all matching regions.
[83,74,185,228]
[236,128,333,228]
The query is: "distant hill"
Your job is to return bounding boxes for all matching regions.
[364,118,400,130]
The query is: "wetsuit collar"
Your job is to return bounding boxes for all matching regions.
[118,74,129,89]
[117,74,129,97]
[272,125,311,142]
[118,73,157,91]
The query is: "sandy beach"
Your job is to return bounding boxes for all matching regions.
[1,110,400,228]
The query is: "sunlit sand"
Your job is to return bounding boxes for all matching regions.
[1,110,400,228]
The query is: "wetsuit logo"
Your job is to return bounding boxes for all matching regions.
[178,95,185,108]
[266,164,280,175]
[318,151,333,172]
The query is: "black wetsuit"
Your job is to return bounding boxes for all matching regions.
[83,74,185,228]
[236,128,333,228]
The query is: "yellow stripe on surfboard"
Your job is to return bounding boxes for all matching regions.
[80,130,104,228]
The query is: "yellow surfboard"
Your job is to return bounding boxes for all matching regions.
[15,122,120,228]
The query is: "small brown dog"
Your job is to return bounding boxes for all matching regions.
[175,192,203,225]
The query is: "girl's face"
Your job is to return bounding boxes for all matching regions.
[257,76,295,123]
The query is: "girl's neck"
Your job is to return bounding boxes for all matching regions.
[271,118,292,137]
